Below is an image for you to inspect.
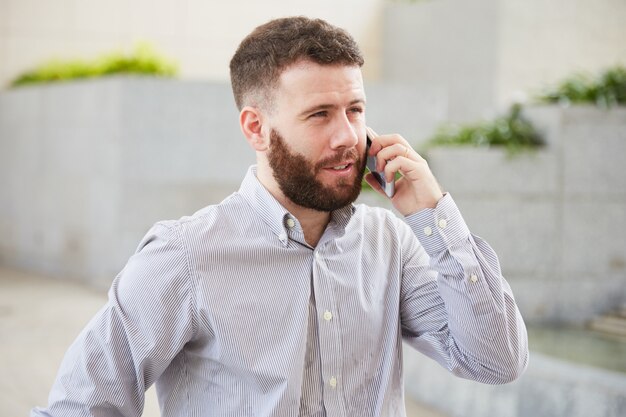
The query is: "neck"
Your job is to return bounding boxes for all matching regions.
[256,163,330,247]
[282,201,330,248]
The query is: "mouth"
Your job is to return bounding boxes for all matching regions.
[324,161,354,174]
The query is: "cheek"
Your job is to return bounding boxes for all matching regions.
[297,128,329,156]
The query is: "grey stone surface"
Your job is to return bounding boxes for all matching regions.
[381,0,499,122]
[562,122,626,197]
[403,343,626,417]
[426,147,559,196]
[449,199,561,277]
[0,78,253,286]
[562,201,626,274]
[424,106,626,324]
[381,2,626,123]
[364,82,447,144]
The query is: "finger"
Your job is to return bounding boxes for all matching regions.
[370,132,411,150]
[383,156,407,182]
[385,155,430,183]
[376,143,413,170]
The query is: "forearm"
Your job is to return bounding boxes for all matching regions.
[32,223,196,416]
[403,194,529,384]
[30,302,147,417]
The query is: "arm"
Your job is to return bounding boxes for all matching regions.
[399,194,528,384]
[366,130,528,383]
[31,222,196,416]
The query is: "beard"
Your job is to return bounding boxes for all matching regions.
[267,128,366,212]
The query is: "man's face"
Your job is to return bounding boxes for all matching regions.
[264,61,367,212]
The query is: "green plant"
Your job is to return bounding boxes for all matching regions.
[10,42,178,87]
[423,104,544,156]
[538,65,626,108]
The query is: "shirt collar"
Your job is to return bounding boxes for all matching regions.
[238,166,356,246]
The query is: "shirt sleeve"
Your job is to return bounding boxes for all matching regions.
[399,193,529,384]
[31,222,197,417]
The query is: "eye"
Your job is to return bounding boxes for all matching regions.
[349,106,364,114]
[348,106,364,119]
[310,111,328,118]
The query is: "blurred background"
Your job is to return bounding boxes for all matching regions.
[1,0,625,416]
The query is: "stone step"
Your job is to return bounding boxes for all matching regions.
[589,314,626,339]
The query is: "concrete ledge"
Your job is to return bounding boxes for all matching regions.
[403,344,626,417]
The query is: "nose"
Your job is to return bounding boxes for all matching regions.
[329,113,359,150]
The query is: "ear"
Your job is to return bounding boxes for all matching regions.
[239,106,269,152]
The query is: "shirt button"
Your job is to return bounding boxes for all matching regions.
[470,274,479,283]
[329,376,337,388]
[323,310,333,321]
[423,226,433,236]
[286,218,296,228]
[438,219,448,229]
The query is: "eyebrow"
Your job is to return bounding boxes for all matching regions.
[298,98,366,118]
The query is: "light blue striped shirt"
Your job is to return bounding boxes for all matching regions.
[33,166,528,417]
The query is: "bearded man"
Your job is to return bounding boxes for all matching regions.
[32,16,528,417]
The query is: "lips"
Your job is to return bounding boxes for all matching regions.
[323,161,355,174]
[329,161,353,169]
[316,149,360,174]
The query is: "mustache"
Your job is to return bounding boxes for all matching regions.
[314,148,361,171]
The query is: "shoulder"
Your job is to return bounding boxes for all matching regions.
[136,192,260,264]
[148,192,248,238]
[120,193,249,293]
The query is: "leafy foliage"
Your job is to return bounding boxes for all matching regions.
[538,65,626,108]
[424,104,544,156]
[10,42,178,87]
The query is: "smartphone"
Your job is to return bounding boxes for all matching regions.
[366,135,395,198]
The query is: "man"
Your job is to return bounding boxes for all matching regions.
[33,16,528,417]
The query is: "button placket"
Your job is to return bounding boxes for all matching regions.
[310,246,343,413]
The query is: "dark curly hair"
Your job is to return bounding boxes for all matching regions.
[229,16,364,111]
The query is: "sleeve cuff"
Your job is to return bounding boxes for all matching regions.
[404,193,471,256]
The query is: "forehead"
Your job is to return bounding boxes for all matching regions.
[275,61,365,109]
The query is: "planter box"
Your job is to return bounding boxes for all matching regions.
[425,105,626,324]
[0,77,253,287]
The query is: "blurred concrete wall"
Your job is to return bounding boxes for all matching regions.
[0,78,248,287]
[0,0,385,88]
[426,106,626,324]
[383,0,626,121]
[0,77,446,288]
